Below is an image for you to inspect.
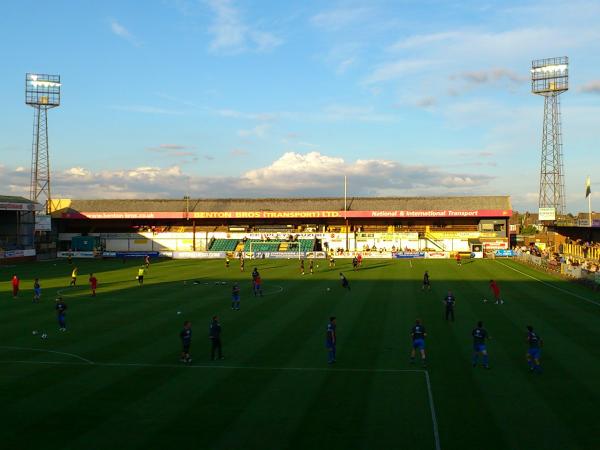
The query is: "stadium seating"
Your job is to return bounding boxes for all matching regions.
[209,239,239,252]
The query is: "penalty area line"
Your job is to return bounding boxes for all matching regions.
[0,359,441,449]
[495,260,600,307]
[0,346,94,365]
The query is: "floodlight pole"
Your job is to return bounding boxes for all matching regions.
[25,73,61,215]
[531,57,568,217]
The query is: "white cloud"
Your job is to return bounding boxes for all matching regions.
[205,0,282,53]
[337,57,356,74]
[15,166,25,172]
[310,8,368,30]
[388,32,461,51]
[0,153,493,199]
[579,80,600,94]
[109,19,141,47]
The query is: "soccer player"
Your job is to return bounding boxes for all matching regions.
[300,258,305,275]
[526,325,543,373]
[180,321,192,363]
[329,254,336,268]
[444,290,456,321]
[137,266,145,286]
[11,274,19,298]
[340,272,351,291]
[240,255,245,272]
[33,278,41,303]
[253,274,263,297]
[225,256,230,269]
[56,297,67,331]
[472,321,490,369]
[209,316,224,360]
[489,279,503,304]
[231,282,241,310]
[357,253,363,267]
[422,271,431,291]
[144,254,150,268]
[309,259,314,275]
[89,273,98,297]
[455,253,462,266]
[352,256,358,271]
[410,319,427,367]
[70,267,78,286]
[252,267,259,281]
[326,316,337,364]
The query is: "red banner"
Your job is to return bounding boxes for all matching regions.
[0,202,36,211]
[61,209,512,220]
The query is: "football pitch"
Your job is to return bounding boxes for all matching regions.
[1,257,599,450]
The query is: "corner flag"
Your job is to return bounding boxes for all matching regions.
[585,176,591,198]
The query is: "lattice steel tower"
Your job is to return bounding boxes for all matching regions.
[531,57,568,217]
[25,73,61,214]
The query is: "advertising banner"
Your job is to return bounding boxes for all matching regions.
[425,252,450,259]
[494,249,516,257]
[483,241,508,250]
[538,207,556,221]
[103,251,159,258]
[57,251,96,258]
[0,202,36,211]
[393,252,425,259]
[63,209,512,220]
[0,249,36,259]
[35,214,52,231]
[172,252,226,259]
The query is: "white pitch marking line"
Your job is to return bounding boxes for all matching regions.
[0,359,441,449]
[0,346,94,365]
[495,260,600,307]
[425,370,442,450]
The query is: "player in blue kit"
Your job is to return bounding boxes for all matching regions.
[55,297,67,331]
[526,325,543,373]
[410,319,427,367]
[443,290,456,321]
[231,282,240,310]
[422,271,431,291]
[326,317,336,364]
[339,273,350,290]
[472,321,490,369]
[180,321,192,363]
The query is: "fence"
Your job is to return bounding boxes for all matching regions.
[562,243,600,262]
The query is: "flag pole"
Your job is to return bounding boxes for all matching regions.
[587,176,592,227]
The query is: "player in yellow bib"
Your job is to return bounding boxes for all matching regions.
[137,267,145,286]
[70,267,78,286]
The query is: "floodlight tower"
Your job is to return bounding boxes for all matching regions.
[25,73,61,214]
[531,57,568,218]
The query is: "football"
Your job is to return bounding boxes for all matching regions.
[32,330,38,335]
[483,298,488,303]
[41,333,48,339]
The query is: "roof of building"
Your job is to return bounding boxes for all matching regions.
[0,195,35,204]
[52,196,511,215]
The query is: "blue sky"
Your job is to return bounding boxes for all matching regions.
[0,0,599,212]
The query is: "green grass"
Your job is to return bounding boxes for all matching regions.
[1,257,599,450]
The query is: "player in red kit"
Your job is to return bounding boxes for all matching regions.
[489,279,503,304]
[11,274,20,298]
[89,273,98,297]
